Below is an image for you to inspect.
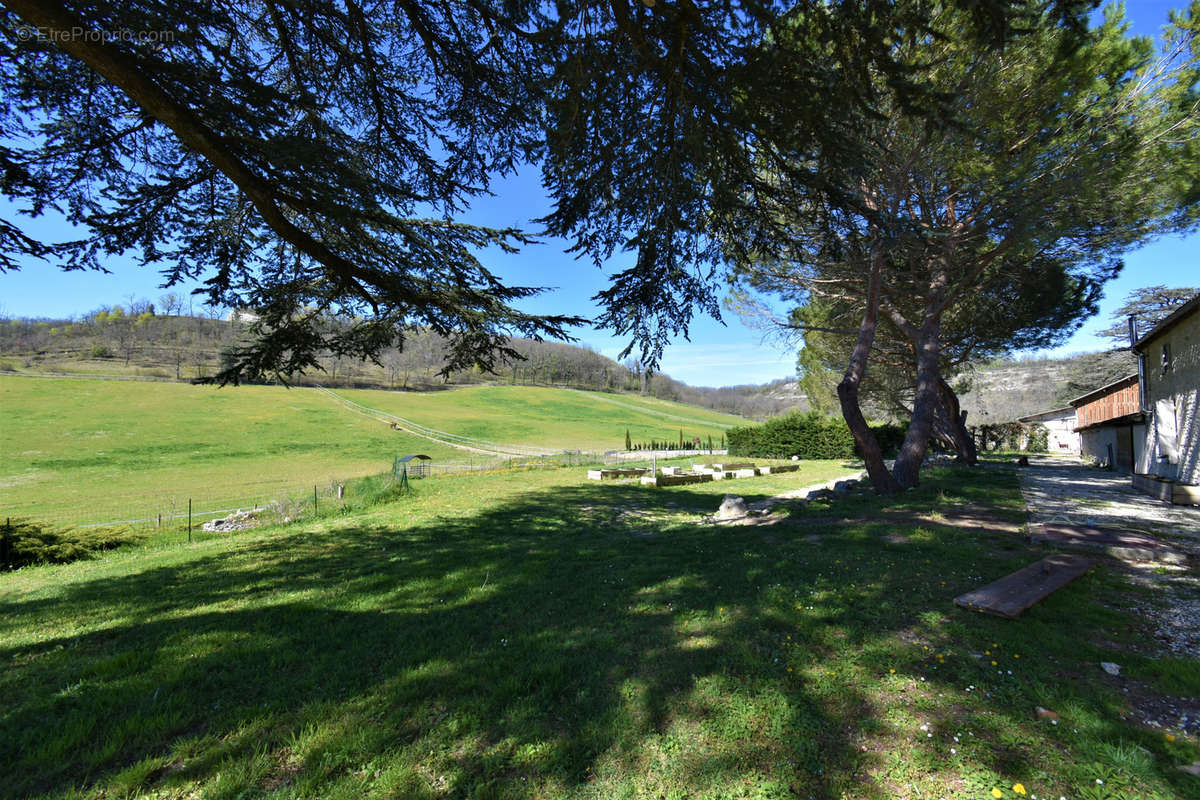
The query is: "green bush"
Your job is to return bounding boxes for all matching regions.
[728,412,908,460]
[89,345,114,358]
[1027,423,1050,453]
[1,519,144,568]
[727,411,855,459]
[870,423,908,458]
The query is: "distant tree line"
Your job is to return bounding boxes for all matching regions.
[0,301,811,419]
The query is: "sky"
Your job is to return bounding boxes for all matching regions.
[1,0,1196,388]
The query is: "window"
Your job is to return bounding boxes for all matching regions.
[1161,342,1172,375]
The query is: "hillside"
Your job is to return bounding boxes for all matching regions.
[0,376,742,527]
[956,349,1137,424]
[0,307,808,419]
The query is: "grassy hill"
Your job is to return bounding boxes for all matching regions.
[0,376,742,527]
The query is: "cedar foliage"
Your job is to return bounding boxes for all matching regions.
[1,518,143,568]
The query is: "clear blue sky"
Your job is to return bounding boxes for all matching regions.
[1,1,1195,387]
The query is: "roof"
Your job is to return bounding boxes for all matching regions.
[395,454,431,462]
[1131,294,1200,351]
[1067,374,1139,407]
[1074,410,1145,433]
[1017,407,1075,423]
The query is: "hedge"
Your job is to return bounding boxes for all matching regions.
[727,411,907,460]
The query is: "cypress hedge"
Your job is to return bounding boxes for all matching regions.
[727,412,907,460]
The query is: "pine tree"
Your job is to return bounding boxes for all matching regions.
[625,428,632,451]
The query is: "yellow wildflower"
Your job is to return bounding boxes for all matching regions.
[991,788,1004,799]
[991,660,998,666]
[1166,733,1176,742]
[1012,783,1026,796]
[889,668,896,674]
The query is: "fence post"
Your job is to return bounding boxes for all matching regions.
[314,485,318,514]
[187,499,192,543]
[157,512,161,529]
[2,517,9,569]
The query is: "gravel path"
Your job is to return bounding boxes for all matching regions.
[1017,456,1199,735]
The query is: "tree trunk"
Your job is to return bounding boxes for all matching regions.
[838,246,900,494]
[892,319,942,487]
[936,378,977,464]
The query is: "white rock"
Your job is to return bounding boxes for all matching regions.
[1101,661,1121,676]
[716,495,748,520]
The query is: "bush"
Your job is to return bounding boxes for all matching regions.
[1,519,144,568]
[728,412,909,460]
[870,423,908,458]
[1027,423,1049,453]
[727,411,856,459]
[90,345,114,358]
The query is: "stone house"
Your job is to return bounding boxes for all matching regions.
[1016,407,1079,454]
[1130,294,1200,504]
[1069,374,1144,473]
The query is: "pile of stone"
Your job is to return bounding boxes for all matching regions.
[202,508,267,532]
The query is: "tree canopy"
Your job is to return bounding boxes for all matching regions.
[730,2,1199,490]
[2,0,1104,384]
[1098,284,1200,342]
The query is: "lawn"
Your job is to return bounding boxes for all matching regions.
[0,377,743,527]
[1,462,1196,800]
[337,384,741,452]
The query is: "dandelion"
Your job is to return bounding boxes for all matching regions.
[1014,654,1020,659]
[992,789,1004,798]
[890,669,896,674]
[1166,733,1176,742]
[991,660,998,666]
[1013,784,1027,796]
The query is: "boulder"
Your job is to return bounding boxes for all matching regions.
[716,495,748,520]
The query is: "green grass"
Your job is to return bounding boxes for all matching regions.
[339,384,741,450]
[0,377,742,527]
[1,462,1195,800]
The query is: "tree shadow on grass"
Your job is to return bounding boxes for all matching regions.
[0,467,1190,799]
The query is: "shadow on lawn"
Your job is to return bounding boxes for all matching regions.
[0,468,1182,799]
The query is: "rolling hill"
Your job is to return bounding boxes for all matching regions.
[0,376,743,527]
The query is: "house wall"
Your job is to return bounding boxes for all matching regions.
[1081,424,1141,473]
[1081,427,1119,469]
[1140,310,1200,485]
[1043,415,1080,453]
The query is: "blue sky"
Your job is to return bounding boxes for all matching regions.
[1,0,1195,387]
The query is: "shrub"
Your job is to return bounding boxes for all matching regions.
[870,423,908,458]
[727,411,856,459]
[1027,423,1050,453]
[90,345,114,358]
[1,519,144,568]
[728,413,909,460]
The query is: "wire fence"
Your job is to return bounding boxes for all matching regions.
[2,449,729,532]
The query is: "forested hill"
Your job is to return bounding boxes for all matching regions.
[0,307,811,420]
[956,349,1138,424]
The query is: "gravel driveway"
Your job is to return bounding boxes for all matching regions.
[1017,456,1199,736]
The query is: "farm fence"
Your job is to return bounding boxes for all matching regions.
[1,449,728,533]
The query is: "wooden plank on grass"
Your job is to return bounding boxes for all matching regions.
[954,554,1095,619]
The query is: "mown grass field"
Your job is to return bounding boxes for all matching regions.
[0,377,742,527]
[2,462,1196,800]
[339,384,740,450]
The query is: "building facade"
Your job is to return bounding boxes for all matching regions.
[1069,375,1145,473]
[1017,407,1080,454]
[1131,295,1200,501]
